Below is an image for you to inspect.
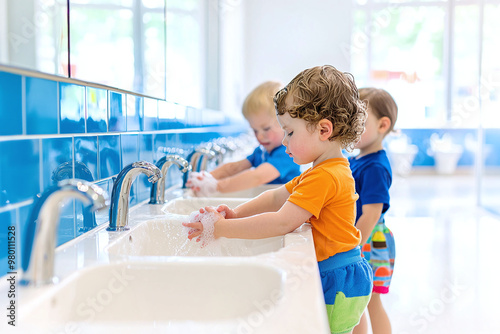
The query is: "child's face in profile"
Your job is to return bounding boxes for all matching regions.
[355,109,381,151]
[246,111,284,153]
[277,111,319,165]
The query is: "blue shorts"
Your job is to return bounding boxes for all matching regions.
[319,247,373,334]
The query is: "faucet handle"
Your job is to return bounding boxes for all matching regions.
[132,161,161,183]
[164,154,191,173]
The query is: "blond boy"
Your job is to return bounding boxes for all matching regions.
[187,81,300,196]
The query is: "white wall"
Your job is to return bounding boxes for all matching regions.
[219,0,246,119]
[243,0,352,96]
[219,0,353,118]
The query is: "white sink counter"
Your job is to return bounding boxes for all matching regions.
[1,191,330,334]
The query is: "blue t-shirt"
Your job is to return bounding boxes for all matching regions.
[246,145,300,184]
[349,150,392,223]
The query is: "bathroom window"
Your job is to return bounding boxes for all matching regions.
[69,0,166,99]
[166,0,219,109]
[351,0,500,129]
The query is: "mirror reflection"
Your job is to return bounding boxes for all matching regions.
[69,0,166,99]
[0,0,69,76]
[0,0,166,99]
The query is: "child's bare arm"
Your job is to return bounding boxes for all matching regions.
[232,185,290,218]
[217,201,311,239]
[216,162,280,193]
[356,203,384,245]
[185,200,311,241]
[210,159,251,180]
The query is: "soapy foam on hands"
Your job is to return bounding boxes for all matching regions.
[187,171,218,197]
[184,207,226,247]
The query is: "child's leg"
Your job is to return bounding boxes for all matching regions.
[352,311,368,334]
[367,293,391,334]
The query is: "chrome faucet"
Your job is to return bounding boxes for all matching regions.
[149,155,191,204]
[107,161,161,232]
[21,179,109,286]
[182,147,216,188]
[51,161,97,232]
[206,143,226,166]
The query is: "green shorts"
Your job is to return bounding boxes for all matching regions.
[319,247,373,334]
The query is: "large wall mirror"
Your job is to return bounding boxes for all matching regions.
[0,0,69,76]
[0,0,166,99]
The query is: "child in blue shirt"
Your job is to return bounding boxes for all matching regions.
[188,81,300,196]
[350,88,398,334]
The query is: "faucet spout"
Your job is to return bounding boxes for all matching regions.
[182,148,216,188]
[149,155,191,204]
[107,161,161,232]
[21,179,109,286]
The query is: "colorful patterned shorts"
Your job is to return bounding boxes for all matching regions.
[319,247,373,334]
[361,220,395,294]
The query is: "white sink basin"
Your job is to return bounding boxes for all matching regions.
[107,217,283,257]
[7,194,330,334]
[21,261,284,328]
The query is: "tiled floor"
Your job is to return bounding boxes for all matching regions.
[381,174,500,334]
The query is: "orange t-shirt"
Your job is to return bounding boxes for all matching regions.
[285,158,361,262]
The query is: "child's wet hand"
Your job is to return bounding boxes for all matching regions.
[203,206,227,218]
[182,222,203,240]
[216,204,235,219]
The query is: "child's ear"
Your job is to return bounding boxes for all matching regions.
[378,116,391,134]
[318,119,333,141]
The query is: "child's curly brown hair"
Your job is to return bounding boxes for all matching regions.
[274,65,367,152]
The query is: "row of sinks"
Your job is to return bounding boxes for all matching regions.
[2,185,330,333]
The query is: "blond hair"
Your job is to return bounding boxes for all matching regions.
[359,87,398,135]
[242,81,283,119]
[274,65,367,152]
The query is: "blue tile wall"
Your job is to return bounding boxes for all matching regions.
[158,100,186,129]
[75,136,98,181]
[127,95,143,131]
[121,134,139,167]
[99,135,121,179]
[109,91,126,132]
[26,77,58,135]
[87,87,107,133]
[42,137,74,190]
[60,83,85,134]
[0,68,253,277]
[0,139,40,204]
[0,71,22,135]
[144,98,158,131]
